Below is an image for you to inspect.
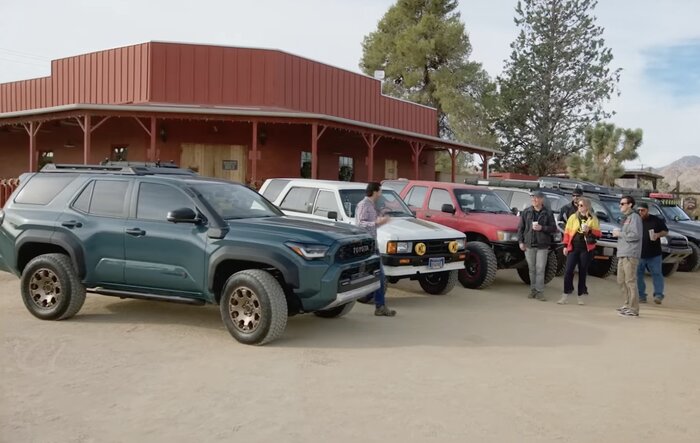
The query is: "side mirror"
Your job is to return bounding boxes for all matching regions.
[595,211,609,222]
[327,211,338,221]
[167,207,201,224]
[511,207,519,215]
[441,204,456,215]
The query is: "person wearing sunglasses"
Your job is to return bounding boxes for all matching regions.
[558,186,584,226]
[559,197,601,305]
[613,196,643,317]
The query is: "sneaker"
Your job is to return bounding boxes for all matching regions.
[639,299,647,304]
[375,305,396,317]
[528,289,537,299]
[618,309,639,317]
[535,293,547,302]
[577,296,585,306]
[654,298,662,305]
[616,306,628,312]
[557,294,568,305]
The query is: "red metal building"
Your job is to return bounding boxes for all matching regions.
[0,42,500,185]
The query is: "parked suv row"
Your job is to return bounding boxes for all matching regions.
[0,164,382,345]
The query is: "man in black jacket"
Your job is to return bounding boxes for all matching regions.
[558,186,583,225]
[518,191,557,300]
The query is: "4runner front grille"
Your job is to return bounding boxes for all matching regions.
[600,231,617,242]
[336,239,375,262]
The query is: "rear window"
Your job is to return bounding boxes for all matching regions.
[261,179,291,202]
[14,174,77,205]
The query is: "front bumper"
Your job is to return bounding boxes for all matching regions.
[295,255,381,312]
[592,239,617,260]
[662,247,692,264]
[381,252,465,277]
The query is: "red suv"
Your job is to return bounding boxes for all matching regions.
[383,180,558,289]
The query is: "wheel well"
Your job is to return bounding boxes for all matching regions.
[17,243,70,273]
[465,233,490,244]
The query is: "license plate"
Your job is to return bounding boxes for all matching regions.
[429,257,445,269]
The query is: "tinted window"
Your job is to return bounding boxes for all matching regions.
[493,190,513,206]
[280,187,318,213]
[261,179,291,202]
[137,183,193,221]
[428,188,453,211]
[405,186,428,208]
[89,180,129,217]
[454,189,511,213]
[192,182,280,219]
[510,191,531,212]
[648,204,662,217]
[72,182,94,213]
[14,175,76,205]
[313,190,340,218]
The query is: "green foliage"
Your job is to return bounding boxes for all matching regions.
[495,0,621,176]
[360,0,497,147]
[566,122,642,186]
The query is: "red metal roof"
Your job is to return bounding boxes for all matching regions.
[0,42,438,136]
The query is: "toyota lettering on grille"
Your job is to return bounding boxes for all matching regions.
[353,244,371,255]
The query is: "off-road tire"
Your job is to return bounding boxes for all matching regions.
[20,253,86,320]
[589,256,615,278]
[516,250,558,285]
[418,270,458,295]
[661,262,679,277]
[219,269,287,345]
[314,301,356,318]
[678,242,700,272]
[555,248,567,277]
[458,242,498,289]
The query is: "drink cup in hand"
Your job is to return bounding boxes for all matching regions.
[649,229,656,241]
[532,221,540,231]
[581,222,588,232]
[612,228,621,237]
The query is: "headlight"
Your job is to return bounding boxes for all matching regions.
[449,238,466,254]
[285,242,329,259]
[497,231,519,241]
[387,241,413,254]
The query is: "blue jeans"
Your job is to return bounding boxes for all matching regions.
[563,248,593,295]
[525,247,549,293]
[373,261,386,307]
[637,255,664,300]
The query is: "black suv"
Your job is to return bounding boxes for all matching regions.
[0,164,381,345]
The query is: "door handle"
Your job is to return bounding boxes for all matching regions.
[425,214,432,218]
[126,228,146,237]
[61,220,83,228]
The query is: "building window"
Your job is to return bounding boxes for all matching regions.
[112,146,128,161]
[38,151,54,169]
[339,156,354,181]
[300,151,312,178]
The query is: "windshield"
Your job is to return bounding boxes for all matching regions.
[192,182,282,220]
[453,189,512,214]
[339,189,413,218]
[661,205,691,221]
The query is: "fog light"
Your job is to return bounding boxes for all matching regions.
[415,242,426,256]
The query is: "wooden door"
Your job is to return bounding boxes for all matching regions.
[180,144,247,182]
[385,159,398,180]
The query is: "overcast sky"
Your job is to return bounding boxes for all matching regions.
[1,0,698,168]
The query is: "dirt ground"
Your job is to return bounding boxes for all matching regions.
[1,269,699,443]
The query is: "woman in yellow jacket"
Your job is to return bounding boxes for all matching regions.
[559,197,602,305]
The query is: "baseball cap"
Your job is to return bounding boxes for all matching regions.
[572,187,583,196]
[638,202,649,209]
[530,190,545,198]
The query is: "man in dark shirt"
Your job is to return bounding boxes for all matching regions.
[636,202,668,304]
[517,191,557,301]
[558,187,583,225]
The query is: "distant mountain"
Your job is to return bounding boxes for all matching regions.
[655,155,700,192]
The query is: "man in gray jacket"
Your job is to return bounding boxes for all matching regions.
[613,195,644,317]
[517,191,557,301]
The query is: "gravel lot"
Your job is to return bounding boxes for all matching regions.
[1,269,699,442]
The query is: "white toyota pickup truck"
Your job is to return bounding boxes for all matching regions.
[260,178,467,295]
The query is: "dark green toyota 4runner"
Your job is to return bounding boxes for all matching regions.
[0,164,380,345]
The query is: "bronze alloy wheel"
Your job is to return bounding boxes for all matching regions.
[228,286,262,333]
[28,268,62,310]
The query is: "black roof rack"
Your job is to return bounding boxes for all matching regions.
[464,177,540,190]
[40,163,196,176]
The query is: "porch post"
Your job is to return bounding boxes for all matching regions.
[149,117,157,162]
[28,122,37,172]
[311,123,318,179]
[251,121,259,184]
[483,155,490,179]
[410,142,425,180]
[450,149,458,183]
[83,115,92,164]
[362,133,381,182]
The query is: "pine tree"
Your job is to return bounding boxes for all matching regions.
[495,0,621,176]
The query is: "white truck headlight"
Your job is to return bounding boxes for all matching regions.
[497,231,519,242]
